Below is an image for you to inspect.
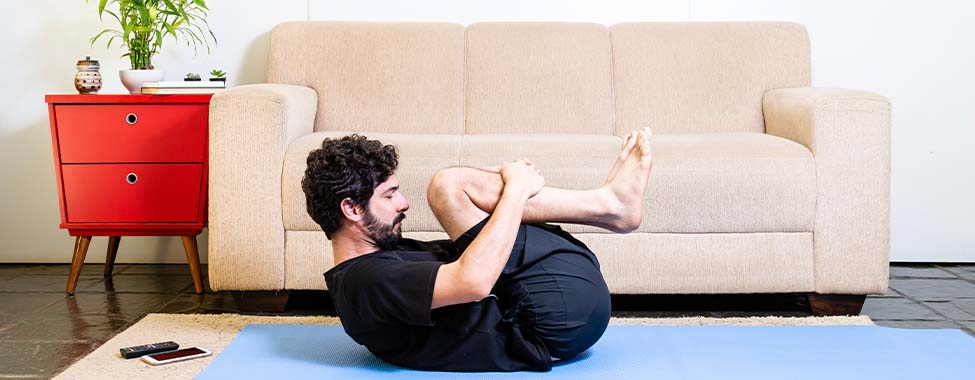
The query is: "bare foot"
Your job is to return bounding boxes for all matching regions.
[604,131,639,186]
[600,127,653,233]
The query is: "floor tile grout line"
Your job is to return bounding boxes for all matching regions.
[889,281,974,334]
[150,290,202,315]
[884,265,975,335]
[931,264,966,277]
[934,264,975,286]
[890,264,965,277]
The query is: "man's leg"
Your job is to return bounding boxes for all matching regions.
[430,130,651,361]
[428,128,653,241]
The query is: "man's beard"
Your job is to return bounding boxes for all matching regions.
[363,209,406,251]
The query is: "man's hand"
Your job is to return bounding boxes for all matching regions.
[499,159,544,198]
[432,159,542,310]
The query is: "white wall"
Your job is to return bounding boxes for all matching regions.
[689,1,975,263]
[0,0,307,264]
[0,1,970,263]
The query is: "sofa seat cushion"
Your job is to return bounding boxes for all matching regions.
[283,132,815,234]
[635,132,815,233]
[457,132,815,234]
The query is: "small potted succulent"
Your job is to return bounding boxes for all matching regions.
[184,73,202,81]
[209,69,226,82]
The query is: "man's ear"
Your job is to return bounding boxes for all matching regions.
[340,198,365,222]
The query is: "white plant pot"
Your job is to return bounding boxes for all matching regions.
[119,69,164,94]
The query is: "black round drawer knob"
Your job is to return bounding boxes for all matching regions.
[125,173,138,185]
[125,113,138,125]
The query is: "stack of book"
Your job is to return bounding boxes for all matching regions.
[141,81,226,95]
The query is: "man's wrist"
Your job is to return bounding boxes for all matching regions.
[501,184,533,202]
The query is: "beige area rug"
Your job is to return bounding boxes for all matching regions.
[53,313,874,380]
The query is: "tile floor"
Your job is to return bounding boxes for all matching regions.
[0,263,972,378]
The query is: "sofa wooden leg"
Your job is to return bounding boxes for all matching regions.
[231,290,291,313]
[806,293,866,316]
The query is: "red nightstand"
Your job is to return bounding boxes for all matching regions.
[45,94,211,294]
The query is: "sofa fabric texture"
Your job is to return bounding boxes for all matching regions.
[209,21,890,296]
[611,22,811,134]
[268,22,466,134]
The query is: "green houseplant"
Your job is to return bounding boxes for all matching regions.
[87,0,217,93]
[209,68,226,82]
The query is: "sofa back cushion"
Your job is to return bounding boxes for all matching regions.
[268,22,465,134]
[268,21,811,136]
[611,22,811,134]
[465,23,615,135]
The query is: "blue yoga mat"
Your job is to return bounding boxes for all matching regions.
[196,324,975,379]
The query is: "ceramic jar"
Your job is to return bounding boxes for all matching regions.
[75,56,102,94]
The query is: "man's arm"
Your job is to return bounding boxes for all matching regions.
[430,160,542,309]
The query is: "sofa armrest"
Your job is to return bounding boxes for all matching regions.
[207,84,318,291]
[763,87,891,294]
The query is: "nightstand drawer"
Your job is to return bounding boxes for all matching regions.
[61,164,203,223]
[55,104,207,163]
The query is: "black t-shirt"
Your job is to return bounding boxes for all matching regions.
[323,238,551,372]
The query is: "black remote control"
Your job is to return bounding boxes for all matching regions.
[120,341,179,359]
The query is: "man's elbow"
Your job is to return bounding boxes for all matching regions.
[461,272,493,302]
[434,262,495,308]
[450,258,497,301]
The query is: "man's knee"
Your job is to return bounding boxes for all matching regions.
[427,167,490,239]
[428,167,465,197]
[427,167,474,211]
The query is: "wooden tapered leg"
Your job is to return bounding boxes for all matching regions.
[104,236,121,277]
[180,235,204,294]
[66,236,92,295]
[806,293,867,316]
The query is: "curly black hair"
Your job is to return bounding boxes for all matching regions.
[301,134,399,239]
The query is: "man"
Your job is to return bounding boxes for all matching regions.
[301,128,653,372]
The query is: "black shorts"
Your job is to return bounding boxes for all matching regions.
[453,218,611,360]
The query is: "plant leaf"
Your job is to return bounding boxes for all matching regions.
[122,19,133,37]
[89,28,119,45]
[104,9,122,24]
[161,0,177,12]
[106,35,120,49]
[163,22,177,37]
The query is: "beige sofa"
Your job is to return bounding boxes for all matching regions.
[207,21,891,314]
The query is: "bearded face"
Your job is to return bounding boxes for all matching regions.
[363,206,406,250]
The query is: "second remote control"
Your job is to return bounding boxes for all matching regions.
[120,341,179,359]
